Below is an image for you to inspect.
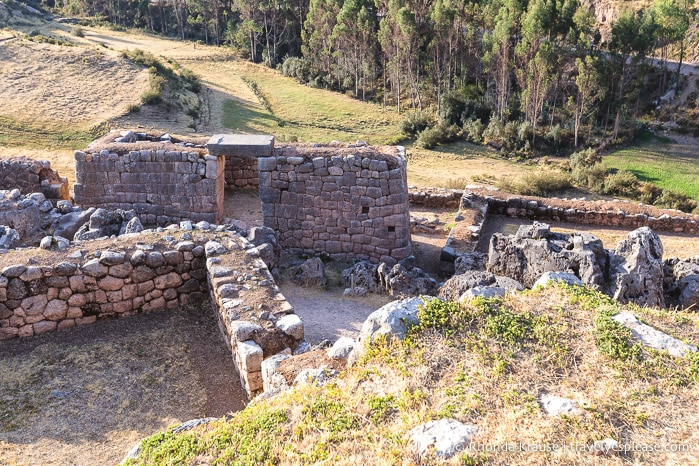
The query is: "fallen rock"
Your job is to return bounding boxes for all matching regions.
[377,262,437,297]
[39,235,70,250]
[0,225,20,249]
[539,393,578,416]
[348,296,432,365]
[609,227,664,308]
[611,312,697,357]
[290,257,326,288]
[409,419,478,459]
[53,207,95,240]
[74,208,138,241]
[294,367,339,386]
[454,252,488,274]
[664,256,699,309]
[327,337,355,360]
[341,261,379,292]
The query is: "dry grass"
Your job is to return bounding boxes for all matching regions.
[126,285,699,465]
[0,303,244,466]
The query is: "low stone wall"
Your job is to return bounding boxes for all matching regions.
[207,134,274,190]
[0,239,208,340]
[408,188,463,209]
[0,157,69,203]
[482,195,699,234]
[73,149,224,226]
[259,144,412,263]
[205,234,302,397]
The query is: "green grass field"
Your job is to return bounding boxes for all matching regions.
[603,133,699,201]
[222,63,403,145]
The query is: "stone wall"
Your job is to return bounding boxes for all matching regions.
[0,157,70,203]
[408,188,463,209]
[73,149,224,226]
[205,234,303,397]
[0,239,208,341]
[482,195,699,234]
[259,144,412,264]
[207,134,274,190]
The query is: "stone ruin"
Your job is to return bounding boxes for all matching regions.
[3,130,699,403]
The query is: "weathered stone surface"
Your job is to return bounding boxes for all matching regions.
[409,419,477,459]
[44,299,68,321]
[261,353,291,393]
[289,257,326,288]
[454,252,488,274]
[609,227,664,308]
[276,314,304,340]
[349,296,431,365]
[33,320,57,334]
[327,337,355,360]
[612,312,697,357]
[539,394,578,416]
[377,262,437,297]
[439,271,499,301]
[458,286,506,302]
[487,222,608,290]
[99,250,125,266]
[534,271,583,288]
[664,256,699,309]
[229,321,263,342]
[293,367,339,387]
[237,340,264,372]
[82,258,108,278]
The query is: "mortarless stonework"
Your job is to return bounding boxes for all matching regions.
[207,134,274,190]
[73,149,224,226]
[259,143,412,264]
[0,157,70,203]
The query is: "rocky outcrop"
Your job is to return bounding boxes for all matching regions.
[454,252,487,274]
[348,296,432,365]
[665,256,699,309]
[609,227,665,308]
[439,270,523,301]
[289,257,326,288]
[0,226,20,249]
[341,258,437,298]
[409,419,478,459]
[487,222,608,290]
[74,208,140,241]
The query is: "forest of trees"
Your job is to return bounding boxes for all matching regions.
[39,0,696,150]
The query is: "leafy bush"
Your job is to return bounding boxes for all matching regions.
[280,56,313,84]
[654,190,698,213]
[463,118,484,143]
[140,72,165,105]
[482,116,504,147]
[602,170,639,197]
[569,148,602,170]
[572,164,607,192]
[638,182,664,204]
[415,121,460,149]
[399,111,433,137]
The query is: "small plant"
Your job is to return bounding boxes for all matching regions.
[126,103,140,113]
[569,147,602,170]
[602,170,639,197]
[71,26,85,37]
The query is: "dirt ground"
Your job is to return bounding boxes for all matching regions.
[0,304,246,466]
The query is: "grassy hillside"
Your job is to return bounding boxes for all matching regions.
[124,284,699,465]
[604,133,699,201]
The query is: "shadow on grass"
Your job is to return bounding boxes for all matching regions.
[221,98,278,133]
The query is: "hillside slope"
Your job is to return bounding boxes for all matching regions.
[124,284,699,465]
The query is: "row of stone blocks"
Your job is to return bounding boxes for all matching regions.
[0,239,208,340]
[259,147,412,264]
[484,196,699,234]
[205,233,303,397]
[73,149,224,226]
[0,157,70,204]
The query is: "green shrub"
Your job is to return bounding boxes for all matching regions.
[654,190,698,213]
[569,148,602,170]
[399,111,432,136]
[280,56,313,84]
[572,164,607,192]
[126,103,141,113]
[415,121,460,149]
[638,182,663,204]
[602,170,639,197]
[463,118,484,143]
[517,171,573,196]
[178,68,201,93]
[71,26,85,37]
[482,116,504,147]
